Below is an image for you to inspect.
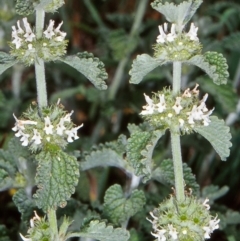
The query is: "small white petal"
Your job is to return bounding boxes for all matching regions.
[19,233,32,241]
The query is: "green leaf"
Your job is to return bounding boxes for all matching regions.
[33,150,80,212]
[151,0,203,27]
[194,116,232,161]
[223,32,240,52]
[126,129,164,180]
[129,54,165,84]
[108,29,137,61]
[59,52,108,90]
[15,0,36,15]
[77,220,130,241]
[153,159,200,195]
[12,189,36,223]
[201,185,229,202]
[198,77,238,113]
[225,210,240,225]
[0,169,13,191]
[0,52,18,75]
[103,184,146,225]
[185,52,229,85]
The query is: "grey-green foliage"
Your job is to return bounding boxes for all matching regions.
[129,54,165,84]
[185,52,229,85]
[59,51,108,90]
[0,52,18,75]
[194,116,232,161]
[103,184,146,226]
[15,0,38,15]
[0,169,12,191]
[152,159,200,195]
[80,134,129,172]
[108,29,137,61]
[201,185,229,202]
[126,127,164,180]
[13,189,36,223]
[78,220,130,241]
[223,32,240,52]
[33,150,80,212]
[151,0,203,28]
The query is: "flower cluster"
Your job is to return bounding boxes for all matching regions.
[147,196,220,241]
[12,101,83,152]
[140,85,214,134]
[154,22,202,61]
[20,211,50,241]
[10,18,68,65]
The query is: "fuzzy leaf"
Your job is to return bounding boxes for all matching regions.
[81,148,127,171]
[129,54,165,84]
[12,189,36,223]
[151,0,202,27]
[152,159,200,194]
[15,0,36,15]
[194,116,232,161]
[33,150,80,212]
[0,169,13,191]
[108,29,137,61]
[103,184,146,225]
[223,32,240,52]
[126,131,152,177]
[185,52,229,85]
[225,210,240,225]
[79,220,130,241]
[0,52,18,75]
[59,52,108,90]
[201,185,229,202]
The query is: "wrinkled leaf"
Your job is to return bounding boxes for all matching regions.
[151,0,203,27]
[15,0,36,15]
[13,189,36,223]
[201,185,229,202]
[0,169,13,191]
[75,220,130,241]
[185,52,229,85]
[129,54,164,84]
[103,184,146,225]
[194,116,232,161]
[59,52,108,90]
[0,52,18,75]
[153,159,200,194]
[33,150,79,212]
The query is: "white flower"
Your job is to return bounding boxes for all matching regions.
[202,108,214,126]
[43,116,54,135]
[30,211,41,228]
[192,83,199,95]
[22,18,35,42]
[202,198,210,210]
[44,20,55,39]
[65,124,83,142]
[156,94,166,113]
[12,34,22,49]
[19,233,32,241]
[63,110,74,122]
[168,224,178,240]
[172,97,183,114]
[20,133,30,146]
[12,114,37,134]
[182,88,191,98]
[56,119,66,136]
[31,129,42,145]
[203,216,220,239]
[186,23,199,41]
[54,21,66,41]
[17,20,24,34]
[151,229,167,241]
[141,94,155,115]
[156,23,177,43]
[179,118,184,127]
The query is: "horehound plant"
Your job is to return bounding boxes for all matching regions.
[129,0,231,240]
[0,0,234,241]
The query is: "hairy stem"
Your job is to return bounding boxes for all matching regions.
[108,0,149,100]
[48,209,59,241]
[172,61,182,95]
[35,8,47,108]
[170,131,185,201]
